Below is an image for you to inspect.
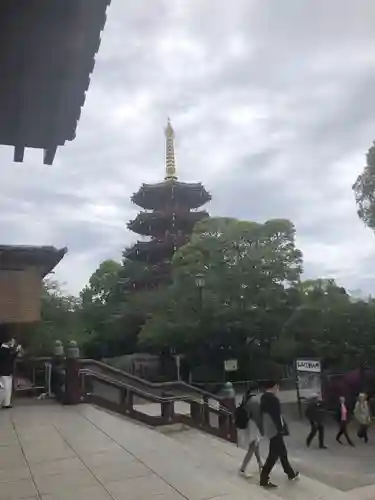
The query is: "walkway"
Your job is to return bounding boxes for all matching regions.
[0,401,374,500]
[0,402,254,500]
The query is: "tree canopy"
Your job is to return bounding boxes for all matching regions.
[27,216,375,380]
[24,279,85,355]
[138,217,303,379]
[353,142,375,230]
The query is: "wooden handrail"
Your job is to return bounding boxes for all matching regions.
[81,359,223,402]
[80,369,232,415]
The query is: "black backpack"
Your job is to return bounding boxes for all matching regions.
[235,395,251,429]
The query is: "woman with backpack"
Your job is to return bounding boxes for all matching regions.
[236,390,263,478]
[354,393,371,443]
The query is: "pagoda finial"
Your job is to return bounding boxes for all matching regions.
[165,117,177,180]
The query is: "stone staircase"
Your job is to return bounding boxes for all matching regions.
[82,404,361,500]
[159,424,375,500]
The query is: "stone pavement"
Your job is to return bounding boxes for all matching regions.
[278,420,375,492]
[1,401,375,500]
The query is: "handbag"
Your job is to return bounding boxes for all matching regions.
[281,417,290,436]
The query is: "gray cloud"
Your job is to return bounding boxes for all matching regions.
[0,0,375,295]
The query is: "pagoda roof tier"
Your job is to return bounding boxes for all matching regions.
[122,265,171,290]
[131,180,211,210]
[128,210,209,237]
[125,238,188,263]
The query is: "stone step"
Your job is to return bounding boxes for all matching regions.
[82,403,358,500]
[81,404,280,500]
[161,427,347,500]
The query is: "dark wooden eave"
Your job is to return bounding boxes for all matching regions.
[128,210,210,237]
[0,0,111,165]
[0,244,67,277]
[125,238,189,263]
[131,180,212,210]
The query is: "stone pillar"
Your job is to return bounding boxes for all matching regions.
[202,395,210,426]
[190,400,201,424]
[161,400,175,422]
[219,384,237,442]
[64,340,81,405]
[51,340,65,401]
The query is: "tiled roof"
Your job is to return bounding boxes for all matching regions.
[0,0,111,164]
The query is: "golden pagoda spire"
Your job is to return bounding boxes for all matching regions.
[165,117,177,180]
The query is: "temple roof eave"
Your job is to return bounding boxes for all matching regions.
[128,209,210,225]
[131,184,211,210]
[127,210,209,236]
[124,238,187,261]
[132,179,209,194]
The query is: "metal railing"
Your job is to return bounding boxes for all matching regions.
[14,357,53,395]
[12,357,237,442]
[80,368,237,443]
[81,359,226,403]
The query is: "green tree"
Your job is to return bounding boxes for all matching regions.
[80,258,162,358]
[353,142,375,230]
[80,259,122,306]
[79,259,126,358]
[24,279,86,355]
[139,217,303,379]
[274,279,375,371]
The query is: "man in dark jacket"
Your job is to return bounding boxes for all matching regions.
[260,380,299,489]
[0,329,21,409]
[305,394,327,449]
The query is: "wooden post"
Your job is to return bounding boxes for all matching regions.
[52,340,65,401]
[64,340,81,405]
[220,395,236,441]
[161,400,174,422]
[190,400,201,424]
[203,395,210,426]
[126,390,134,412]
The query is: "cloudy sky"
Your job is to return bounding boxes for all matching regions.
[1,0,375,296]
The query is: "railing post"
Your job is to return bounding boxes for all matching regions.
[126,390,134,413]
[219,395,237,442]
[190,400,201,424]
[119,386,128,410]
[161,400,175,422]
[64,340,81,405]
[52,340,65,402]
[202,395,210,426]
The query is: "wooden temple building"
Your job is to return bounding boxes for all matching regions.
[124,120,211,290]
[0,0,111,164]
[0,1,112,325]
[0,245,67,324]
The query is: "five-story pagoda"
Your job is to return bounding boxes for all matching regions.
[124,120,211,289]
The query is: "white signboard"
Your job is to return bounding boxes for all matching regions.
[296,359,321,373]
[296,359,322,401]
[224,359,238,372]
[297,372,322,400]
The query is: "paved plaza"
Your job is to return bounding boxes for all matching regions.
[1,402,375,500]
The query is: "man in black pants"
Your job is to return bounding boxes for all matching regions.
[305,394,327,449]
[260,380,299,489]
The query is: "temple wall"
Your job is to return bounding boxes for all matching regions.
[0,268,42,323]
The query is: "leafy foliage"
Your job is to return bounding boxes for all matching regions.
[28,217,375,380]
[138,217,303,379]
[353,142,375,230]
[24,279,86,355]
[274,279,375,371]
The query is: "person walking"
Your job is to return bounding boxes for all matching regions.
[335,396,354,446]
[259,380,299,489]
[237,390,263,478]
[0,329,22,409]
[305,394,327,449]
[354,393,371,444]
